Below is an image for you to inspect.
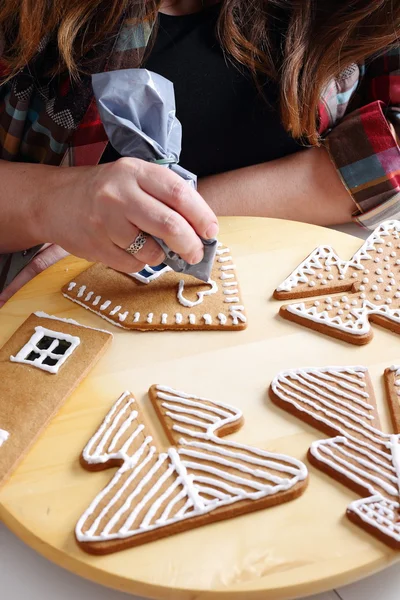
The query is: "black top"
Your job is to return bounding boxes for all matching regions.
[101,4,301,176]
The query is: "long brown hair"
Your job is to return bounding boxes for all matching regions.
[0,1,399,144]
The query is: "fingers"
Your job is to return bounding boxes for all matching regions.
[107,222,165,266]
[124,186,206,265]
[134,160,219,239]
[94,241,150,275]
[0,245,69,308]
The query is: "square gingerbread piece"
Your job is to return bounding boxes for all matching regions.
[0,311,112,488]
[62,243,247,331]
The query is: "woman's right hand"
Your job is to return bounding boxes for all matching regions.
[33,157,219,274]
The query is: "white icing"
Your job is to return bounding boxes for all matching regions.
[110,305,121,316]
[76,387,307,542]
[10,325,80,374]
[189,314,196,325]
[161,314,168,325]
[68,282,76,291]
[33,311,112,336]
[0,428,9,447]
[100,300,111,311]
[276,221,400,338]
[128,264,172,284]
[133,313,140,322]
[272,364,400,544]
[203,314,212,325]
[118,311,128,322]
[218,313,227,325]
[177,278,218,308]
[93,296,101,306]
[77,285,86,298]
[85,291,94,302]
[175,313,183,324]
[147,313,154,324]
[61,294,124,329]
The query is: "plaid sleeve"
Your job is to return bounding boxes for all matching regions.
[324,48,400,230]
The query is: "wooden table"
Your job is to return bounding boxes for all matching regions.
[0,217,399,600]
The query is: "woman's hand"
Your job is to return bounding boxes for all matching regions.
[0,157,219,277]
[0,244,68,308]
[35,157,219,274]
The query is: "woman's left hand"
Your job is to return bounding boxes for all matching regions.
[0,244,69,308]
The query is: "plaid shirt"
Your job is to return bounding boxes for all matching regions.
[0,18,399,289]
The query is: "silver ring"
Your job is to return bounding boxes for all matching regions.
[126,231,148,255]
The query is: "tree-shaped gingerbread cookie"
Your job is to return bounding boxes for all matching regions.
[274,220,400,344]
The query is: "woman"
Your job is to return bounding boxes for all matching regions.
[0,0,399,304]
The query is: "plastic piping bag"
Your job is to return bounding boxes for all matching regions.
[92,69,217,282]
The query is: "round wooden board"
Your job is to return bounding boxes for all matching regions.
[0,217,399,600]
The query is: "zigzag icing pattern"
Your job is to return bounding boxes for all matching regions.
[76,387,307,550]
[275,220,400,340]
[270,365,400,548]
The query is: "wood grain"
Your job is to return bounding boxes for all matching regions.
[0,218,399,600]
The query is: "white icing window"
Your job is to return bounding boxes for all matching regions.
[128,263,171,284]
[10,326,80,374]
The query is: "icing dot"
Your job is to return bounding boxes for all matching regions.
[391,252,396,257]
[339,274,345,280]
[359,285,366,291]
[395,292,400,298]
[395,380,400,386]
[374,258,380,263]
[386,298,392,304]
[352,272,358,278]
[384,256,390,262]
[363,269,369,274]
[325,266,331,271]
[396,260,400,265]
[359,293,366,299]
[321,280,327,285]
[351,300,357,305]
[314,301,320,306]
[325,297,332,304]
[346,314,352,319]
[387,241,393,247]
[385,265,391,270]
[390,279,396,285]
[374,295,382,301]
[371,285,378,291]
[309,281,316,287]
[375,269,382,275]
[317,274,323,279]
[377,248,383,253]
[389,272,395,278]
[338,309,344,315]
[341,296,349,302]
[362,278,369,283]
[344,304,350,310]
[377,277,384,283]
[333,301,340,307]
[386,286,392,292]
[327,274,334,280]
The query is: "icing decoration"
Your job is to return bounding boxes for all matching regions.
[33,311,112,336]
[271,365,400,548]
[10,326,80,374]
[177,278,218,307]
[129,264,172,284]
[0,428,9,447]
[63,243,247,329]
[275,220,400,342]
[75,386,308,548]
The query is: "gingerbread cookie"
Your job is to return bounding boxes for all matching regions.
[75,385,308,554]
[62,243,247,331]
[274,220,400,345]
[384,365,400,435]
[0,311,112,488]
[270,365,400,549]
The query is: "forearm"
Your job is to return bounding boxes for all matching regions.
[198,146,356,225]
[0,160,60,252]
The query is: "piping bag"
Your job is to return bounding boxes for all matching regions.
[92,68,218,282]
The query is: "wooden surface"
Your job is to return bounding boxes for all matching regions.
[0,217,399,600]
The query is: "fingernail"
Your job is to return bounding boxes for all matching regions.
[189,249,204,265]
[205,222,219,239]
